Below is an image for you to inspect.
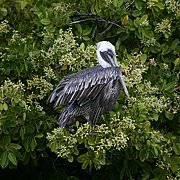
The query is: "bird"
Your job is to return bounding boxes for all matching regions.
[48,41,129,128]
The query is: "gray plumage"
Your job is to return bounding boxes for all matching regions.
[48,41,129,128]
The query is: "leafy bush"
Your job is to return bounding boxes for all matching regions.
[48,53,180,178]
[0,0,179,179]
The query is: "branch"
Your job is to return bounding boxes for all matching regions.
[69,17,121,28]
[69,18,95,25]
[173,86,180,94]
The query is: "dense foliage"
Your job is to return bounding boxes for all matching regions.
[0,0,180,179]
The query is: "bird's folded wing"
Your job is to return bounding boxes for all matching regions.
[48,66,121,108]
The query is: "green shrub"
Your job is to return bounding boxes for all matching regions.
[48,53,180,178]
[0,0,179,179]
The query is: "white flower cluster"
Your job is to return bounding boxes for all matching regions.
[47,128,77,158]
[147,0,159,8]
[53,2,73,13]
[169,93,180,114]
[41,28,96,72]
[48,118,131,160]
[0,20,10,34]
[140,19,149,27]
[44,67,58,81]
[27,76,53,100]
[104,0,112,6]
[0,79,29,110]
[155,19,171,37]
[165,0,180,17]
[120,54,148,88]
[141,37,156,47]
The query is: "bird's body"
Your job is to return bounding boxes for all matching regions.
[48,41,129,128]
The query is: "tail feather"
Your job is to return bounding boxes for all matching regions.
[58,106,77,128]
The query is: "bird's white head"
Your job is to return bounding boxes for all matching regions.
[96,41,119,68]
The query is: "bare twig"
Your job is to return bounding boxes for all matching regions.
[74,12,95,17]
[173,86,180,94]
[98,23,114,36]
[69,18,95,25]
[91,24,97,39]
[69,17,121,28]
[69,13,124,38]
[125,1,135,11]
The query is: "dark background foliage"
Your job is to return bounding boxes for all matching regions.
[0,0,180,179]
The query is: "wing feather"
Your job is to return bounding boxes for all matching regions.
[48,66,121,108]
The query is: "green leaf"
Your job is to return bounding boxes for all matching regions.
[174,58,180,68]
[139,149,146,162]
[146,140,151,146]
[2,135,11,147]
[9,143,21,150]
[165,111,174,120]
[135,143,142,150]
[77,154,88,163]
[173,143,180,155]
[83,36,91,41]
[83,27,92,36]
[139,14,148,24]
[164,82,176,91]
[171,162,178,173]
[143,27,152,38]
[162,153,171,163]
[171,157,180,173]
[161,43,169,54]
[48,142,58,152]
[35,133,44,138]
[19,100,26,107]
[30,138,37,151]
[88,160,93,171]
[98,156,106,165]
[164,32,170,38]
[23,138,30,152]
[153,147,159,157]
[153,113,159,121]
[93,158,101,170]
[23,112,26,121]
[113,0,124,8]
[140,162,151,179]
[82,160,89,169]
[134,17,140,27]
[0,8,7,17]
[73,147,79,156]
[20,1,28,10]
[3,103,8,111]
[8,152,17,165]
[170,39,179,51]
[140,54,147,64]
[20,127,26,140]
[135,0,143,10]
[0,103,3,110]
[0,152,9,169]
[143,121,151,130]
[128,21,136,31]
[155,2,164,10]
[76,24,82,34]
[88,136,95,146]
[40,18,51,25]
[132,10,142,17]
[67,155,74,163]
[26,125,35,134]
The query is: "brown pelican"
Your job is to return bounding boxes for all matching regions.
[48,41,129,128]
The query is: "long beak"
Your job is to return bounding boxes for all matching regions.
[119,75,129,97]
